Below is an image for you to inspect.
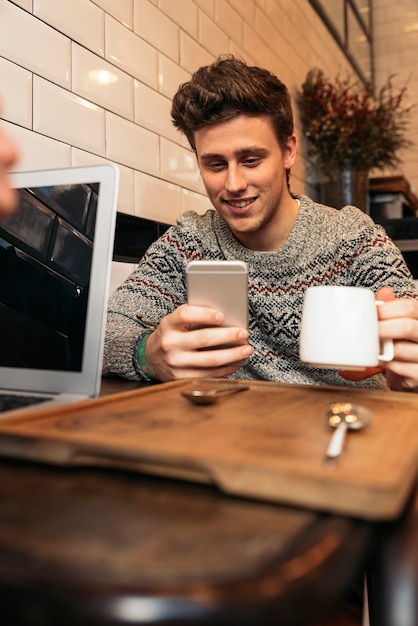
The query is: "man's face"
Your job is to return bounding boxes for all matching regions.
[0,120,18,219]
[194,114,297,250]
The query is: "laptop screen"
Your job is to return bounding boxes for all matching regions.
[0,182,99,372]
[0,165,118,397]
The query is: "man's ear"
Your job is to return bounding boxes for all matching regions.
[283,134,297,169]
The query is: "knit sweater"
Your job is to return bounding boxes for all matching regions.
[103,194,417,389]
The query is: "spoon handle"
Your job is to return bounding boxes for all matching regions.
[213,384,249,397]
[325,421,348,459]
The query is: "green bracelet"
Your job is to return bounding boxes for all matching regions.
[136,333,159,383]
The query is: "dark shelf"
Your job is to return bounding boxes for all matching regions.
[113,213,170,263]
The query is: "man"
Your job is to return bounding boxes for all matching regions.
[0,115,18,218]
[103,56,418,392]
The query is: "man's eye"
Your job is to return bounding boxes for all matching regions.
[207,162,225,170]
[243,157,260,166]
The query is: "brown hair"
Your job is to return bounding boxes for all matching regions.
[171,55,294,153]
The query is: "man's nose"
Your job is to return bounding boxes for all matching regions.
[225,165,247,193]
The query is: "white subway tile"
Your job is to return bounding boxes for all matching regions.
[215,1,243,46]
[261,0,286,31]
[400,45,418,66]
[0,58,32,128]
[0,0,70,88]
[70,147,107,169]
[34,0,104,56]
[160,137,204,193]
[255,7,280,45]
[198,11,229,56]
[194,0,214,17]
[243,22,274,68]
[105,15,158,89]
[229,41,255,65]
[158,55,190,99]
[159,0,198,39]
[109,261,136,295]
[133,0,179,62]
[3,120,71,171]
[134,81,177,142]
[115,164,135,215]
[92,0,133,28]
[106,111,159,175]
[180,32,213,73]
[33,77,106,156]
[134,169,181,223]
[10,0,32,11]
[181,188,211,215]
[228,0,254,25]
[72,44,134,120]
[71,147,134,216]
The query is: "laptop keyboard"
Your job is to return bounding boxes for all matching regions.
[0,393,47,413]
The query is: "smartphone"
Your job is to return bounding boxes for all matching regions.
[186,260,248,329]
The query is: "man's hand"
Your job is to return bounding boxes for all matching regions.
[144,304,253,382]
[374,287,418,391]
[340,287,418,391]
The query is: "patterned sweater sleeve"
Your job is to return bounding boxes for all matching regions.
[330,205,417,297]
[103,228,190,381]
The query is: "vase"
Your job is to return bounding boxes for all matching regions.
[318,165,370,213]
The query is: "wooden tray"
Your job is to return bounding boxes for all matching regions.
[0,379,416,520]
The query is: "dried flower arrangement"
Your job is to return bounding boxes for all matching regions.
[299,68,414,172]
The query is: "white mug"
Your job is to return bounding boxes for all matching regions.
[299,286,394,370]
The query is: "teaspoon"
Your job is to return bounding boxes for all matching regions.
[181,384,249,405]
[325,402,373,462]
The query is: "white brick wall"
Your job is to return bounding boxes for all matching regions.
[1,0,374,292]
[372,0,418,196]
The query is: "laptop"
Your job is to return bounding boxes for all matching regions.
[0,163,119,415]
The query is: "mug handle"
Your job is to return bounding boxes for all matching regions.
[375,300,394,362]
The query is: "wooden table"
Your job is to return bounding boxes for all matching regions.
[367,486,418,626]
[0,378,414,626]
[0,459,372,626]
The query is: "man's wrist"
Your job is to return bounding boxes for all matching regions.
[135,332,159,383]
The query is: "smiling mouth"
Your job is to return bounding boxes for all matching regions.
[225,197,256,210]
